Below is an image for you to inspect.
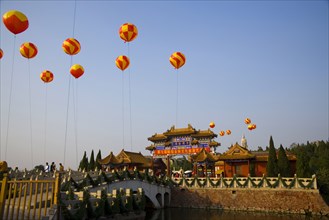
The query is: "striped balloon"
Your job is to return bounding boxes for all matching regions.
[20,42,38,59]
[119,23,138,43]
[170,52,186,69]
[0,49,3,59]
[70,64,84,79]
[115,55,130,71]
[62,38,81,55]
[2,10,29,35]
[226,130,231,135]
[219,131,225,136]
[40,70,54,83]
[244,118,251,125]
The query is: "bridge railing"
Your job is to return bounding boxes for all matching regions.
[171,174,317,189]
[0,173,61,220]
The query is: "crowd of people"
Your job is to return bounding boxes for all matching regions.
[44,162,64,172]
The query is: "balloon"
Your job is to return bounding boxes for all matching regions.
[40,70,54,83]
[226,130,231,135]
[244,118,251,124]
[70,64,84,79]
[115,55,130,71]
[247,124,253,130]
[0,49,3,59]
[209,122,215,128]
[219,131,225,136]
[62,38,81,55]
[252,124,256,130]
[20,42,38,59]
[2,10,29,35]
[119,23,138,42]
[170,52,186,69]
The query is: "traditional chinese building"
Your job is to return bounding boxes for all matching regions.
[217,135,297,177]
[98,149,151,171]
[146,124,220,176]
[190,147,219,177]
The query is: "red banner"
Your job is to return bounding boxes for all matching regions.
[154,147,210,156]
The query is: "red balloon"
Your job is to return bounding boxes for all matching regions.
[40,70,54,83]
[20,42,38,59]
[2,10,29,35]
[115,55,130,71]
[70,64,84,79]
[0,49,3,59]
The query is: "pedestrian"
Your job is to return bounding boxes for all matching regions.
[59,163,64,172]
[45,162,50,173]
[51,162,56,172]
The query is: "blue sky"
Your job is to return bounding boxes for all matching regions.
[1,1,328,170]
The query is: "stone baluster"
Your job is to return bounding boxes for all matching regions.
[312,174,317,189]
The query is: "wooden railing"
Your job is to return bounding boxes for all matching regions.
[0,173,61,220]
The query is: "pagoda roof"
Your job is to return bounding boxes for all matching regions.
[163,124,196,136]
[98,152,123,165]
[145,144,156,151]
[209,140,221,147]
[116,149,150,165]
[191,129,218,138]
[191,148,219,162]
[148,133,168,142]
[220,143,255,160]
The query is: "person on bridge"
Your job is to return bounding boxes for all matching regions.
[45,162,50,173]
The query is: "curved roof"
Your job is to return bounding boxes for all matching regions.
[191,148,219,162]
[98,152,123,165]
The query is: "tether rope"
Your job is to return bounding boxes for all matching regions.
[4,35,16,160]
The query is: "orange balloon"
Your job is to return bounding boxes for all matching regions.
[219,131,225,136]
[248,124,253,130]
[70,64,84,79]
[20,42,38,59]
[209,122,215,128]
[245,118,251,124]
[62,38,81,55]
[0,49,3,59]
[2,10,29,35]
[119,23,138,42]
[170,52,186,69]
[226,130,231,135]
[40,70,54,83]
[115,55,130,71]
[252,124,256,130]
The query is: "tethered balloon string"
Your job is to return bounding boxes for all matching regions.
[43,86,48,163]
[28,60,34,168]
[63,0,78,167]
[176,69,179,127]
[4,35,17,161]
[122,72,125,149]
[127,43,133,151]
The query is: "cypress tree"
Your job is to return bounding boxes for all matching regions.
[79,151,88,171]
[89,150,96,171]
[266,136,278,177]
[95,149,102,170]
[277,144,291,177]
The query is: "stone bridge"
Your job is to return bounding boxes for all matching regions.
[91,179,171,209]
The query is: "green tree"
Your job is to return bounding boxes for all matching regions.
[79,151,89,171]
[277,144,291,177]
[95,149,102,170]
[89,150,96,171]
[266,136,278,177]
